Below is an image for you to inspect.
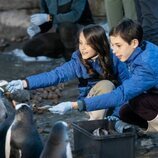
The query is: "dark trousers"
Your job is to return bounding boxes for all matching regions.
[23,22,80,61]
[120,93,158,129]
[134,0,158,45]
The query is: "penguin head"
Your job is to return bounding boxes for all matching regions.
[50,121,69,144]
[14,103,33,123]
[15,103,31,111]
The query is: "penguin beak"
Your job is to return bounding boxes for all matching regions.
[11,100,17,108]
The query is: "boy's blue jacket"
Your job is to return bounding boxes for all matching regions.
[26,50,128,99]
[83,41,158,111]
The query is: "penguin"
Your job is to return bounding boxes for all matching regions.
[40,121,72,158]
[0,86,31,158]
[0,86,14,158]
[5,103,43,158]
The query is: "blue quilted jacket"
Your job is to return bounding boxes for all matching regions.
[26,50,128,97]
[83,41,158,111]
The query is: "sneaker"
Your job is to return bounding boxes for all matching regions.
[147,115,158,133]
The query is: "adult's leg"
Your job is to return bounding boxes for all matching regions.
[139,0,158,45]
[122,0,137,20]
[58,22,79,61]
[134,0,142,24]
[105,0,124,29]
[87,80,115,120]
[23,32,65,58]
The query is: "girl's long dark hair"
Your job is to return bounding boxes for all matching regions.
[79,24,115,81]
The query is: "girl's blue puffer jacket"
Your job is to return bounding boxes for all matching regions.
[26,50,129,100]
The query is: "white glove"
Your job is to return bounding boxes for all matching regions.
[27,24,41,38]
[31,13,49,25]
[106,115,119,121]
[115,120,133,133]
[49,102,73,115]
[6,80,23,93]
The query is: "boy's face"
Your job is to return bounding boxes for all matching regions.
[110,35,138,62]
[79,32,97,60]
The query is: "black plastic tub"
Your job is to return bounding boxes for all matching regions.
[72,119,135,158]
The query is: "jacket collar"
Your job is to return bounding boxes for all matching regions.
[126,47,143,65]
[126,41,146,64]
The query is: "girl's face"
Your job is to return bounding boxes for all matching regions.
[79,32,97,59]
[110,35,138,62]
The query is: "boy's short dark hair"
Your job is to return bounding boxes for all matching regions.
[109,18,143,45]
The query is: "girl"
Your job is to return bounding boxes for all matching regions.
[6,24,128,120]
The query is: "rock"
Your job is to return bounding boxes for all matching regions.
[0,0,40,40]
[0,0,39,10]
[0,38,9,51]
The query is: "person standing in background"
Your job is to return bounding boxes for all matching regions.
[134,0,158,46]
[105,0,137,29]
[23,0,94,61]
